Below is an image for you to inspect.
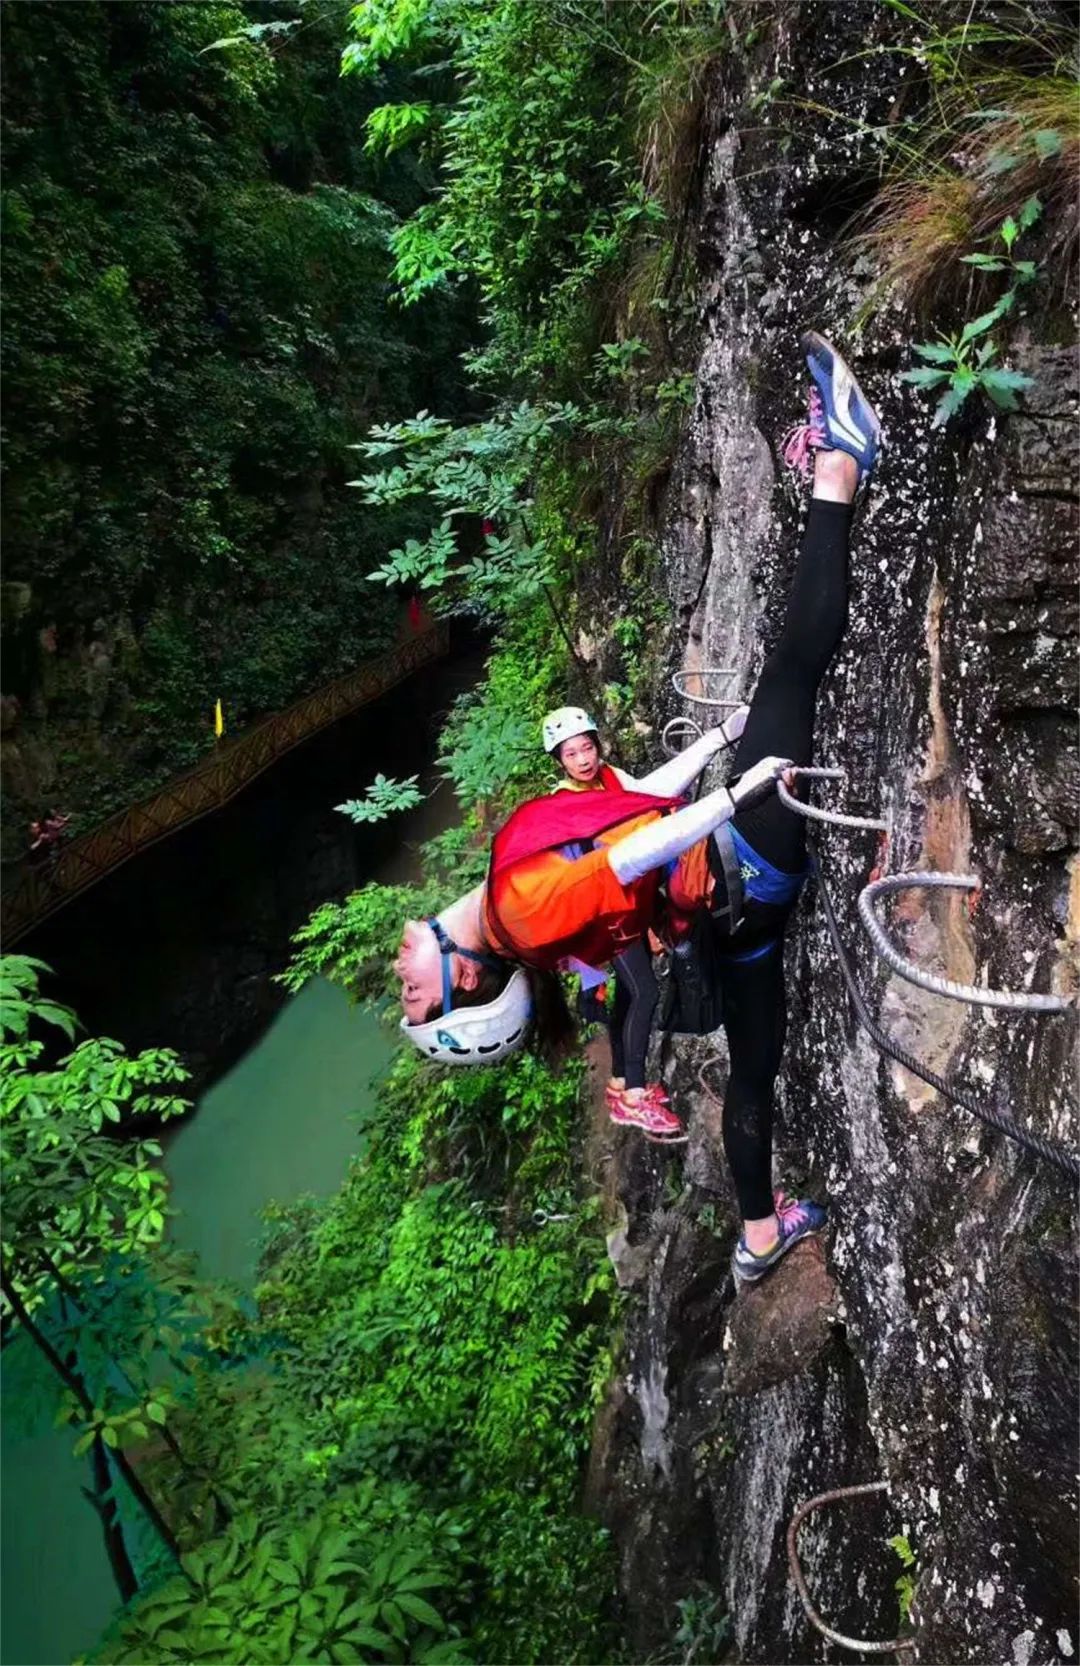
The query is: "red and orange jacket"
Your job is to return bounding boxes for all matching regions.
[481,783,710,971]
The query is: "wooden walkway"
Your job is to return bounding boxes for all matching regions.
[2,620,449,944]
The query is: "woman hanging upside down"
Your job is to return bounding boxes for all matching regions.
[540,702,748,1138]
[394,331,880,1284]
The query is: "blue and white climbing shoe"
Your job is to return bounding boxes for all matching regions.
[800,330,881,480]
[731,1194,827,1285]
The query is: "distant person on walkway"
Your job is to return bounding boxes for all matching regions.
[28,808,70,866]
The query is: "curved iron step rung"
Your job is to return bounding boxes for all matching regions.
[858,872,1074,1014]
[660,715,705,757]
[787,1481,915,1657]
[777,766,888,833]
[671,666,742,709]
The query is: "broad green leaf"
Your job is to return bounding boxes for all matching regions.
[958,294,1013,346]
[911,340,956,364]
[396,1592,445,1630]
[344,1625,395,1651]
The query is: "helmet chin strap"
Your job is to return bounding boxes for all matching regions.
[427,917,504,1016]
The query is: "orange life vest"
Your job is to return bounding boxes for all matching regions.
[483,785,682,971]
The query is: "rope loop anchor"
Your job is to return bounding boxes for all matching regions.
[787,1480,915,1657]
[671,666,742,709]
[777,766,888,833]
[859,873,1074,1014]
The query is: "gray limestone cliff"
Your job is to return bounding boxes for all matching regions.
[586,8,1078,1664]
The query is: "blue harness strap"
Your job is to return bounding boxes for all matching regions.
[427,917,504,1017]
[728,826,807,907]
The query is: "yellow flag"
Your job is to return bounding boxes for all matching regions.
[214,698,224,739]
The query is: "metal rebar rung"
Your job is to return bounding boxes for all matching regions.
[778,766,888,833]
[787,1481,915,1657]
[660,715,705,757]
[672,666,742,709]
[859,873,1074,1014]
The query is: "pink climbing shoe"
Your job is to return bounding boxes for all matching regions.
[608,1088,687,1144]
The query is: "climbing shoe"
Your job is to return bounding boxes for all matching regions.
[797,331,881,480]
[605,1079,671,1110]
[608,1089,687,1144]
[731,1194,827,1284]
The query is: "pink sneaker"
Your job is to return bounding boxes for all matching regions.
[605,1080,671,1109]
[609,1090,687,1144]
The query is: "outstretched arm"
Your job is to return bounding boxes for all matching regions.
[626,707,749,799]
[607,755,788,884]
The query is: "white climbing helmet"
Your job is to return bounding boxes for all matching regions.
[401,967,533,1066]
[542,706,598,754]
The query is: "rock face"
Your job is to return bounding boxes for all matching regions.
[589,9,1078,1664]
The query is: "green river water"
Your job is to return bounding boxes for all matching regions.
[0,977,394,1666]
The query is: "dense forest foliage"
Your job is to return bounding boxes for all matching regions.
[2,1,714,1659]
[0,0,471,845]
[3,0,1075,1662]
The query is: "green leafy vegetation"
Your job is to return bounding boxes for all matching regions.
[853,2,1077,318]
[3,4,743,1662]
[4,947,618,1663]
[886,1532,918,1627]
[900,200,1040,424]
[0,0,473,846]
[337,774,426,825]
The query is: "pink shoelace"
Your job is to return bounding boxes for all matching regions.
[781,386,826,477]
[774,1190,809,1229]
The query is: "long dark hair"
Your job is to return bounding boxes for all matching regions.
[525,967,577,1070]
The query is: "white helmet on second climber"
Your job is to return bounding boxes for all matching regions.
[401,967,533,1066]
[542,706,597,755]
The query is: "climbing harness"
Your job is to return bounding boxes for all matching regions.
[786,1481,915,1657]
[858,872,1073,1015]
[777,766,888,833]
[812,846,1080,1180]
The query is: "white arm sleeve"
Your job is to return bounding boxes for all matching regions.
[632,731,727,798]
[629,705,751,799]
[607,754,789,884]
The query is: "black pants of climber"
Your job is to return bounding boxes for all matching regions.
[608,940,659,1089]
[716,497,853,1221]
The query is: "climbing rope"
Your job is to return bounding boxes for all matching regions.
[777,766,888,833]
[671,666,742,709]
[812,846,1080,1180]
[786,1481,915,1657]
[858,872,1074,1015]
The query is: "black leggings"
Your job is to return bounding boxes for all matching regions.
[609,940,659,1089]
[718,498,852,1220]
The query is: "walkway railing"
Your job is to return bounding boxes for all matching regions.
[2,620,449,944]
